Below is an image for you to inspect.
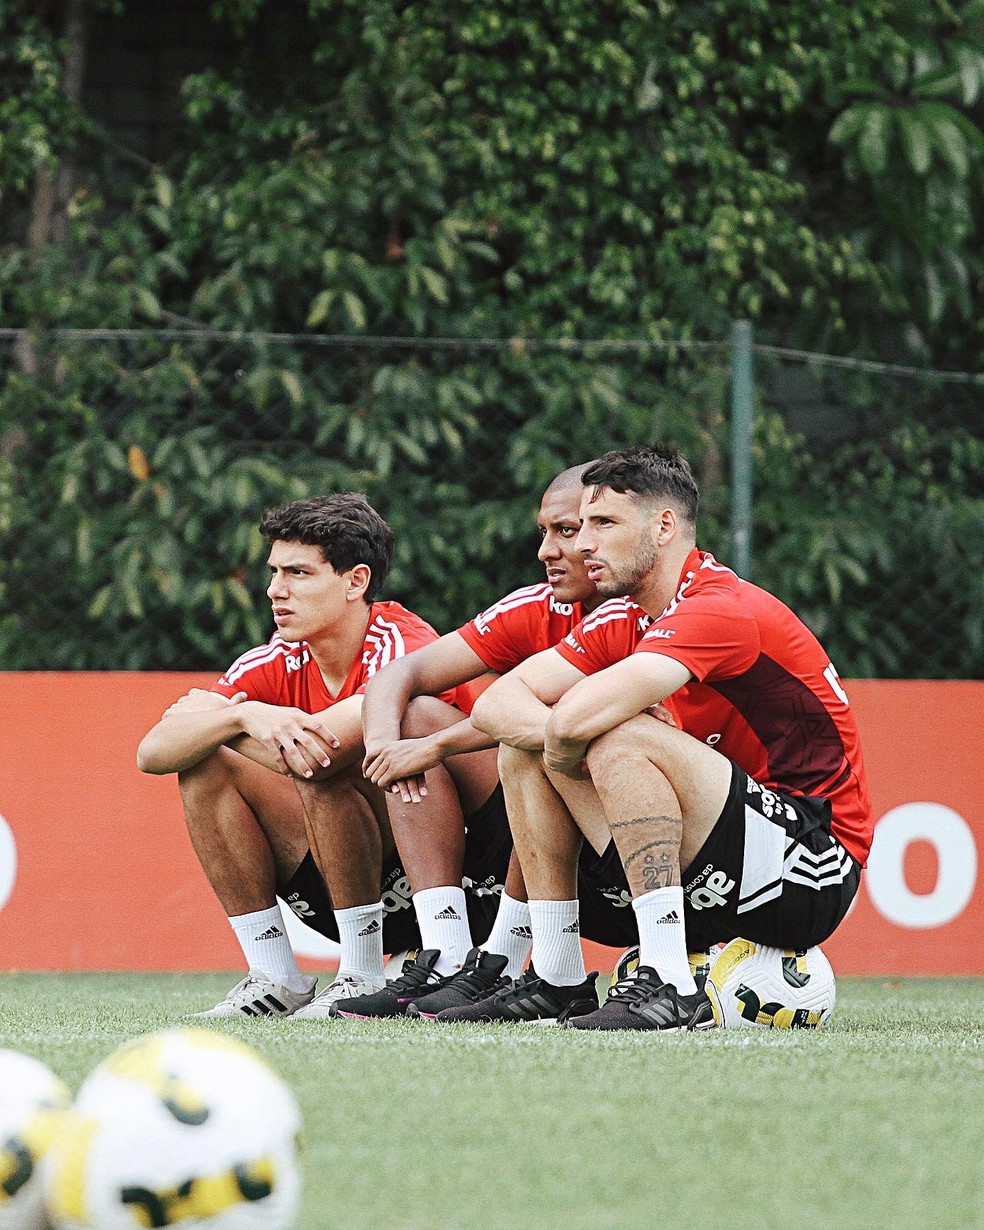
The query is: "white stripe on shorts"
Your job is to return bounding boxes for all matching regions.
[735,806,853,916]
[782,840,854,890]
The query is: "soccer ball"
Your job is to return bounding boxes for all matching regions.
[706,938,836,1029]
[0,1049,71,1230]
[42,1028,301,1229]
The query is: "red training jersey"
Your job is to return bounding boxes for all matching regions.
[557,550,873,866]
[213,601,453,711]
[457,583,591,673]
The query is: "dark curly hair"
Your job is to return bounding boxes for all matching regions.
[582,445,699,527]
[260,493,395,603]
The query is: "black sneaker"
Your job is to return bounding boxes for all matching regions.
[406,948,510,1018]
[333,949,445,1018]
[567,965,716,1032]
[433,968,599,1024]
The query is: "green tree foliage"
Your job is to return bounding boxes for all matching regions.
[0,0,981,675]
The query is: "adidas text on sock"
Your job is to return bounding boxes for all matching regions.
[632,886,697,994]
[529,899,586,986]
[335,902,385,982]
[229,904,306,991]
[413,885,472,974]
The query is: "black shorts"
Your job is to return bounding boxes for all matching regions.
[680,761,862,950]
[279,784,514,955]
[576,841,638,947]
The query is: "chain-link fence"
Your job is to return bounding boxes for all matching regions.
[2,327,982,677]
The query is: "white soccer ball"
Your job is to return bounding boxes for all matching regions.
[706,938,836,1029]
[42,1028,301,1229]
[0,1050,71,1230]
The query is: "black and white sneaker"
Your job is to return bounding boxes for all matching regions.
[406,948,510,1018]
[433,968,598,1025]
[333,949,445,1018]
[567,965,716,1032]
[191,973,317,1018]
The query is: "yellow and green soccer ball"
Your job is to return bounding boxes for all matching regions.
[705,938,836,1029]
[43,1028,301,1229]
[0,1049,71,1230]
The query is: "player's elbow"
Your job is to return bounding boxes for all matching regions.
[136,731,175,775]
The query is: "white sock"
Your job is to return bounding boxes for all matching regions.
[413,886,472,975]
[529,899,586,986]
[334,902,385,984]
[481,891,532,979]
[229,905,308,992]
[633,886,697,994]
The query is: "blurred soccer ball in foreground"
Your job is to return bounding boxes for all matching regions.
[706,939,836,1029]
[0,1049,71,1230]
[43,1028,301,1229]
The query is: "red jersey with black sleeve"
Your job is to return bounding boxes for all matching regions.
[213,601,454,711]
[457,583,589,674]
[556,550,873,866]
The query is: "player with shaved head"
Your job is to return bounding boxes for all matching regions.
[468,444,873,1030]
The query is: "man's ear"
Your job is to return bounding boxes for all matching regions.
[656,506,678,545]
[347,563,372,601]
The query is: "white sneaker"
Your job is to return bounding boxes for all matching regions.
[192,973,317,1019]
[291,973,385,1020]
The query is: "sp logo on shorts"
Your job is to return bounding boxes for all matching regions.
[687,868,736,911]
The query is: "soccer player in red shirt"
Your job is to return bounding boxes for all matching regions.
[336,463,644,1019]
[137,493,506,1018]
[469,444,873,1030]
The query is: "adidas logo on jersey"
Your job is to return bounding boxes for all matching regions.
[510,925,533,940]
[357,919,381,936]
[255,925,284,941]
[435,906,461,920]
[562,921,580,934]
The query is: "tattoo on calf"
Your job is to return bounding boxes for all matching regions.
[612,816,681,892]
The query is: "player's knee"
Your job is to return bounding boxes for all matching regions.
[497,742,542,779]
[401,694,456,738]
[177,748,236,798]
[585,717,653,773]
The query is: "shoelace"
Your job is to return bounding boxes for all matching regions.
[228,975,264,1002]
[605,972,667,1006]
[494,971,543,1003]
[389,960,440,993]
[442,962,503,994]
[326,977,363,997]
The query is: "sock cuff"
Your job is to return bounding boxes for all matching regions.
[631,885,684,915]
[229,905,281,930]
[334,901,384,925]
[413,885,467,909]
[529,898,579,916]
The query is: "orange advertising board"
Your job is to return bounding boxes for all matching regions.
[1,674,982,976]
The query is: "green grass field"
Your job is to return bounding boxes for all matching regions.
[2,972,982,1229]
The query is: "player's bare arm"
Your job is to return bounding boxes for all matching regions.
[470,647,586,751]
[544,653,692,777]
[137,693,341,779]
[362,632,487,755]
[361,631,495,794]
[362,718,496,792]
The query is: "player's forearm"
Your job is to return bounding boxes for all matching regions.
[362,660,414,748]
[470,679,550,752]
[431,717,498,759]
[136,708,250,774]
